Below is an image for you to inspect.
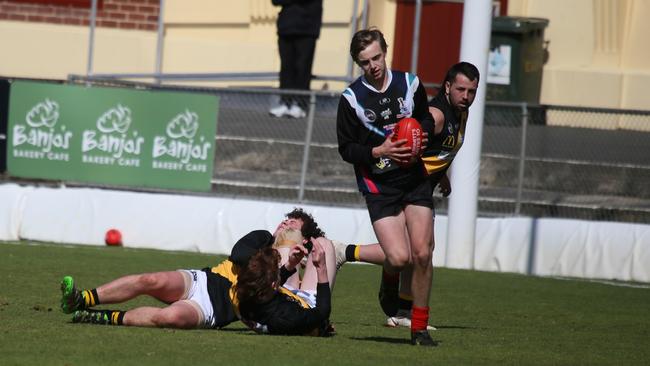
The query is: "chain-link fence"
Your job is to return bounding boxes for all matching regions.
[4,78,650,224]
[479,103,650,223]
[208,86,362,206]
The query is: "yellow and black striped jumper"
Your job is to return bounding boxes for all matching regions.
[421,90,469,185]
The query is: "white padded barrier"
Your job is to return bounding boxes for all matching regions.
[0,183,29,241]
[1,183,649,283]
[531,219,650,282]
[474,217,534,274]
[6,184,379,254]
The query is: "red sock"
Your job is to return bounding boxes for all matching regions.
[411,306,429,332]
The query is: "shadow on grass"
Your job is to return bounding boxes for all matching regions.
[350,336,442,346]
[350,336,412,344]
[432,325,478,330]
[218,327,253,333]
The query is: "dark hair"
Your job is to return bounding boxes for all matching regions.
[444,61,480,85]
[349,27,388,63]
[286,207,325,238]
[236,247,280,306]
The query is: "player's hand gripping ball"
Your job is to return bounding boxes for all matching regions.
[105,229,123,246]
[391,117,423,167]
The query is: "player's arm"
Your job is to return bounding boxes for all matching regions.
[413,82,435,138]
[438,172,451,197]
[311,240,332,316]
[279,265,297,285]
[336,97,377,165]
[266,296,331,336]
[279,243,309,284]
[372,136,411,164]
[266,239,332,335]
[337,96,410,164]
[429,106,445,135]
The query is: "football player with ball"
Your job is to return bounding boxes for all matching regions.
[335,62,480,335]
[336,28,437,346]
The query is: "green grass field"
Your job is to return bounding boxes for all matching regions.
[1,241,648,365]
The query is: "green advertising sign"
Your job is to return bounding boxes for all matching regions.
[7,81,218,191]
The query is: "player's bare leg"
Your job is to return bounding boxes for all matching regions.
[358,244,387,264]
[404,204,436,345]
[122,301,201,328]
[300,237,337,291]
[61,271,187,318]
[96,271,187,304]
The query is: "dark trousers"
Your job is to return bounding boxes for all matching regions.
[278,35,317,105]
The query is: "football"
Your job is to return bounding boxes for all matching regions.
[105,228,123,246]
[391,117,423,166]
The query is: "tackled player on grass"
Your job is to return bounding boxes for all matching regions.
[60,208,325,330]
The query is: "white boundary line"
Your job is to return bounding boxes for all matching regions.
[552,276,650,289]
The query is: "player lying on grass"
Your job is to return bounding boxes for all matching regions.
[60,208,325,329]
[237,234,337,336]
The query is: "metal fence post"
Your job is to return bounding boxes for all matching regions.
[154,0,166,85]
[298,92,317,202]
[346,0,360,81]
[361,0,369,30]
[86,0,98,77]
[410,0,423,74]
[515,103,529,215]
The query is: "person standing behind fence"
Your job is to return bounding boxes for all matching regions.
[269,0,323,119]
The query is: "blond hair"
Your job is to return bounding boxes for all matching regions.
[272,228,304,249]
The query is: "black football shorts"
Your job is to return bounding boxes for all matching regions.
[364,178,434,223]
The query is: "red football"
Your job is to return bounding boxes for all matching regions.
[391,117,423,166]
[105,229,123,246]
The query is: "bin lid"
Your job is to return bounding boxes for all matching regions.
[492,16,549,33]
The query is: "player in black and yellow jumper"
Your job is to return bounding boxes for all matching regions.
[237,237,334,336]
[60,208,325,329]
[422,61,480,195]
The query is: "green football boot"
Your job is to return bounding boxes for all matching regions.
[71,310,111,325]
[60,276,85,314]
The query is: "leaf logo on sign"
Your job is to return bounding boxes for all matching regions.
[97,104,131,134]
[152,109,210,169]
[166,110,199,139]
[26,98,59,128]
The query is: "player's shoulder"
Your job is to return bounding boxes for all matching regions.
[428,93,447,108]
[392,69,421,83]
[341,77,369,105]
[428,94,448,124]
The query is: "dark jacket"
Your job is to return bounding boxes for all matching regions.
[239,266,332,336]
[272,0,323,38]
[202,230,273,328]
[201,230,275,328]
